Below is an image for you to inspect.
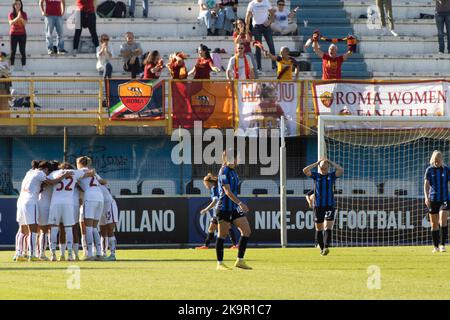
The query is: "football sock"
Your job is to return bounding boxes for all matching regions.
[29,232,38,257]
[316,230,324,250]
[324,229,332,248]
[101,236,109,255]
[432,229,440,248]
[65,227,73,255]
[109,236,116,255]
[440,225,448,246]
[93,228,102,256]
[216,237,225,262]
[86,226,94,257]
[50,227,58,253]
[205,232,214,246]
[238,236,249,259]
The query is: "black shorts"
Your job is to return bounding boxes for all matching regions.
[314,206,335,223]
[210,216,218,225]
[216,209,245,223]
[428,201,449,214]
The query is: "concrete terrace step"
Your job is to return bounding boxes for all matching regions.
[352,18,440,37]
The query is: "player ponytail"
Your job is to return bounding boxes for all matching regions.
[203,173,218,185]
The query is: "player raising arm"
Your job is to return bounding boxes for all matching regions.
[424,150,449,253]
[303,158,343,256]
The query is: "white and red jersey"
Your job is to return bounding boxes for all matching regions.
[38,184,53,208]
[97,174,113,202]
[73,184,81,207]
[49,169,85,205]
[19,169,48,203]
[77,168,103,202]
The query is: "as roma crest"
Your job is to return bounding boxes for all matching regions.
[119,80,153,113]
[190,88,216,121]
[320,91,334,108]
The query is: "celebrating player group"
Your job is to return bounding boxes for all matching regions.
[14,156,118,262]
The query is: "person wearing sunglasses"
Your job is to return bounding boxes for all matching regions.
[271,1,298,36]
[96,34,114,79]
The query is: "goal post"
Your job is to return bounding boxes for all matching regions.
[318,115,450,247]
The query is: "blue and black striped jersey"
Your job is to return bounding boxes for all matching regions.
[424,166,450,202]
[218,165,239,211]
[310,171,339,207]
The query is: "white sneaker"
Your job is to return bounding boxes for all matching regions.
[432,247,439,253]
[50,253,57,261]
[439,245,446,252]
[390,29,398,37]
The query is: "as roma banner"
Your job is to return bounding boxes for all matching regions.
[237,81,301,136]
[312,80,448,117]
[171,81,234,128]
[107,79,165,120]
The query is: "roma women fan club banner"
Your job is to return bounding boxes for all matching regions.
[312,80,450,118]
[171,81,305,135]
[107,79,165,120]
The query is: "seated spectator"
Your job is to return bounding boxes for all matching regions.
[143,50,164,79]
[167,52,188,79]
[198,0,220,36]
[73,0,99,54]
[39,0,67,56]
[216,0,238,36]
[120,32,143,79]
[128,0,148,18]
[0,52,11,118]
[8,0,28,72]
[312,41,352,80]
[376,0,398,36]
[226,44,255,80]
[435,0,450,54]
[271,1,298,35]
[264,46,298,80]
[188,44,220,79]
[96,34,114,79]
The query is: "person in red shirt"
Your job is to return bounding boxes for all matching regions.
[188,44,220,80]
[142,50,164,80]
[73,0,99,54]
[167,52,188,80]
[39,0,67,55]
[313,41,352,80]
[8,0,28,71]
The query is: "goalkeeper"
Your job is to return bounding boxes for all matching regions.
[303,158,343,256]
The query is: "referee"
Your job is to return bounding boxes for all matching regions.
[424,150,449,253]
[303,158,344,256]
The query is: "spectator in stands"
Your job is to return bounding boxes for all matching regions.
[264,46,298,80]
[128,0,148,18]
[8,0,28,72]
[39,0,67,56]
[188,44,220,79]
[73,0,99,54]
[96,34,114,79]
[143,50,164,79]
[245,0,277,71]
[120,32,143,79]
[271,1,298,35]
[233,18,258,78]
[167,52,188,79]
[0,52,11,118]
[313,41,352,80]
[198,0,220,36]
[435,0,450,54]
[216,0,238,36]
[226,44,255,80]
[376,0,398,36]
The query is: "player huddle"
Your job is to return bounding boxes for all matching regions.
[14,156,118,262]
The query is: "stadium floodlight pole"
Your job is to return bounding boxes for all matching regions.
[280,116,287,248]
[317,116,326,160]
[63,126,67,163]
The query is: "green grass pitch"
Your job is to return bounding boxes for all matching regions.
[0,247,449,300]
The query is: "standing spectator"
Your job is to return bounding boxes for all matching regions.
[143,50,164,79]
[376,0,398,36]
[96,34,114,79]
[167,52,188,79]
[39,0,67,56]
[216,0,238,36]
[233,18,258,77]
[198,0,220,36]
[245,0,276,71]
[226,44,255,80]
[73,0,99,54]
[120,32,143,79]
[0,52,11,118]
[128,0,148,18]
[271,1,298,35]
[435,0,450,54]
[313,41,352,80]
[8,0,28,72]
[188,44,220,79]
[264,46,298,80]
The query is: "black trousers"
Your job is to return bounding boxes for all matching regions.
[124,58,141,79]
[73,12,99,50]
[10,34,26,66]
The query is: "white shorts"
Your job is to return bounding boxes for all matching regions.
[17,201,39,225]
[38,204,50,226]
[99,201,118,226]
[73,205,80,223]
[48,204,75,226]
[82,200,104,221]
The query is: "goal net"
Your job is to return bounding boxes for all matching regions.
[318,116,450,246]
